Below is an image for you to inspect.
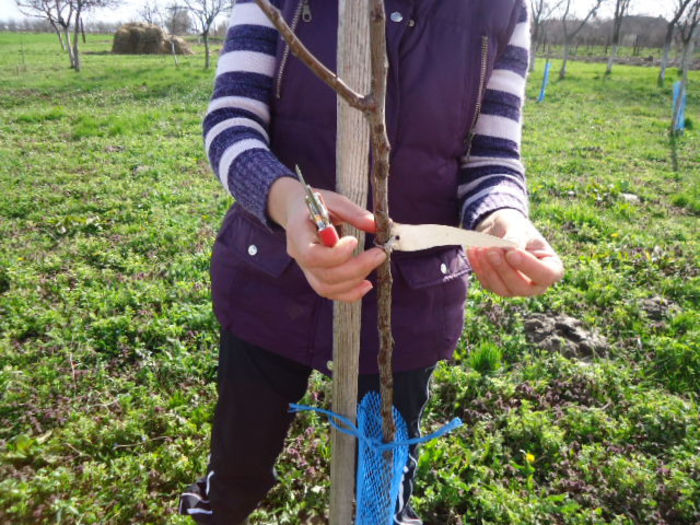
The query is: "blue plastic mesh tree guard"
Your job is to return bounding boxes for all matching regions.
[290,392,462,525]
[355,391,409,525]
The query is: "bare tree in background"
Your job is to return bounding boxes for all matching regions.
[659,0,693,86]
[139,1,163,26]
[212,18,228,38]
[69,0,85,71]
[15,0,66,49]
[164,2,192,35]
[49,1,76,67]
[183,0,235,69]
[558,0,606,79]
[65,0,122,72]
[529,0,564,71]
[605,0,632,74]
[530,0,564,71]
[677,1,700,77]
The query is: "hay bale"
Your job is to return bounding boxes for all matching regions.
[112,23,194,55]
[167,35,194,56]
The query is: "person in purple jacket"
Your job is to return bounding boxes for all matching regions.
[179,1,564,523]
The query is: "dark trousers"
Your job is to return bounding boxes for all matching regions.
[182,329,433,524]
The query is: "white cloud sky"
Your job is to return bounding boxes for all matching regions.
[0,0,676,23]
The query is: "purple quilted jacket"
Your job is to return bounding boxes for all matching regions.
[206,0,530,374]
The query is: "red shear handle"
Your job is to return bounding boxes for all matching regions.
[318,225,340,248]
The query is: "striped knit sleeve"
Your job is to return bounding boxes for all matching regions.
[204,0,295,225]
[458,0,530,230]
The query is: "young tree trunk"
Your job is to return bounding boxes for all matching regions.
[203,32,211,69]
[606,44,618,74]
[659,24,674,86]
[559,42,569,79]
[72,23,81,71]
[681,34,694,86]
[529,23,539,72]
[50,20,65,50]
[171,40,179,67]
[367,0,394,448]
[329,1,371,522]
[607,10,626,75]
[63,27,75,68]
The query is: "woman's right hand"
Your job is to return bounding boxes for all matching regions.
[268,177,386,303]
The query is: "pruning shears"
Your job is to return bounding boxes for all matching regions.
[295,165,339,248]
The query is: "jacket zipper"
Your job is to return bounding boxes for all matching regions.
[301,0,312,22]
[464,36,489,160]
[275,0,311,99]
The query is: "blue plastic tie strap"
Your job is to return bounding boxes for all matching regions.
[673,80,687,132]
[290,391,462,525]
[537,60,552,102]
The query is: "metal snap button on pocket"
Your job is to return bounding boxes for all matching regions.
[248,244,258,256]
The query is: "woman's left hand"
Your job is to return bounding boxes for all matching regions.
[466,209,564,297]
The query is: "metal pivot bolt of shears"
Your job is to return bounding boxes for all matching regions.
[295,165,339,248]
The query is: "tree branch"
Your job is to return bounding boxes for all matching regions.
[671,0,693,26]
[367,0,395,447]
[569,0,604,41]
[255,0,371,112]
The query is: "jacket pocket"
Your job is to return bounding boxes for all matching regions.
[211,205,316,356]
[392,247,471,363]
[395,248,471,289]
[215,206,292,278]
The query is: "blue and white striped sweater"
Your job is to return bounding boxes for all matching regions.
[205,0,530,230]
[459,2,530,229]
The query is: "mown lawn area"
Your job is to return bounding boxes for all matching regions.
[0,32,698,524]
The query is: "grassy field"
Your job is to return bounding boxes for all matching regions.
[0,32,698,524]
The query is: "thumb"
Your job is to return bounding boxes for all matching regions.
[321,191,377,234]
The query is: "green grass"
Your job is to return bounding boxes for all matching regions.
[1,33,699,524]
[537,44,700,62]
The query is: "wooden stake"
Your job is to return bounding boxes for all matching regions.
[330,1,371,523]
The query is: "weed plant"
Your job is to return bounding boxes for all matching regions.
[0,33,698,524]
